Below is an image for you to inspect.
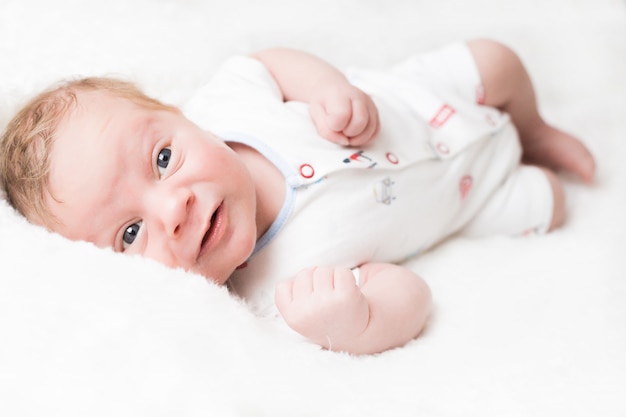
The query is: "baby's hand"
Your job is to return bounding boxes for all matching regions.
[309,81,380,147]
[274,266,370,351]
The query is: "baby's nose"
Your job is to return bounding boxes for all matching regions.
[152,186,194,239]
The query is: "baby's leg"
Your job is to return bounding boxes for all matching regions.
[540,167,565,231]
[467,39,596,183]
[462,165,565,237]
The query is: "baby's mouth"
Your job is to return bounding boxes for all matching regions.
[201,227,211,248]
[200,203,223,253]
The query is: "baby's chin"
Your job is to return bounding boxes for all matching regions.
[194,265,238,286]
[206,274,230,286]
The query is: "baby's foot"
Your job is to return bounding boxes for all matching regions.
[521,124,596,184]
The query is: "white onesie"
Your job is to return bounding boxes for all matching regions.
[183,43,553,315]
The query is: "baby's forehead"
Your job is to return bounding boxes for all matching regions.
[53,91,139,156]
[55,90,124,131]
[72,89,130,107]
[64,90,146,126]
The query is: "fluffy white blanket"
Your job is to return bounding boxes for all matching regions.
[1,0,625,415]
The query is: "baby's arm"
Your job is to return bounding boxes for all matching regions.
[253,48,379,146]
[274,263,432,355]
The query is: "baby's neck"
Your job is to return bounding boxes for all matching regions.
[227,142,285,239]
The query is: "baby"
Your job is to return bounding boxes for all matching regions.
[0,39,595,355]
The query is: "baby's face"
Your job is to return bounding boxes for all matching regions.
[45,91,258,284]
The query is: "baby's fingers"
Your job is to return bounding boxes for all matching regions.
[332,267,359,292]
[324,98,352,133]
[310,102,351,145]
[341,99,368,138]
[345,100,379,147]
[274,279,295,308]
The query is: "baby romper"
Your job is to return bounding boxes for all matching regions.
[183,43,553,315]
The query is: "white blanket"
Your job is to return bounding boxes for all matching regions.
[1,0,625,415]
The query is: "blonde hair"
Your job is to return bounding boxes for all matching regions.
[0,77,178,226]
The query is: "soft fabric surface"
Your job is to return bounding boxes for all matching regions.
[1,0,625,415]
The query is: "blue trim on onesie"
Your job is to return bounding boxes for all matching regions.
[218,131,296,257]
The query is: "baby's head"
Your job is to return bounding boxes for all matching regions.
[0,77,259,284]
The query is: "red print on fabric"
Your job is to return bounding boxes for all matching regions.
[299,163,315,178]
[475,84,486,104]
[459,175,473,199]
[343,150,372,164]
[342,150,377,168]
[429,104,455,128]
[485,112,500,126]
[436,142,450,155]
[386,152,399,165]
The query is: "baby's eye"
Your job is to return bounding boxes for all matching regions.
[156,147,171,177]
[122,221,142,250]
